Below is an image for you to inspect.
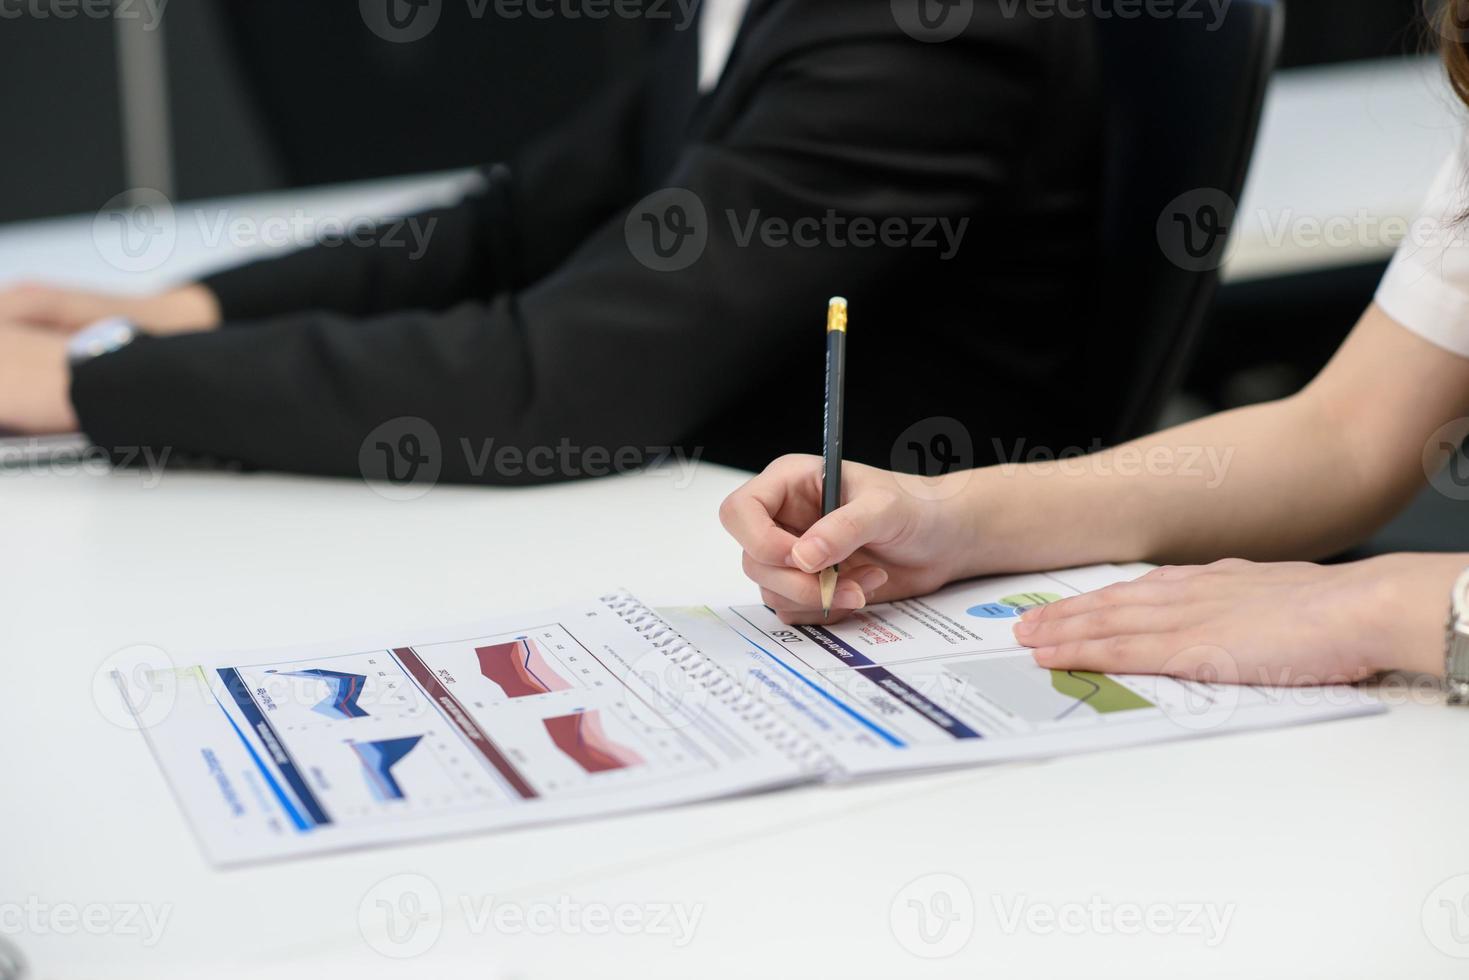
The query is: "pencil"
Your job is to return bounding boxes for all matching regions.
[820,296,848,620]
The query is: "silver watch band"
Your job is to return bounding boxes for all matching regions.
[1445,567,1469,705]
[67,316,137,366]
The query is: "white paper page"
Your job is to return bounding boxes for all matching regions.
[123,594,811,866]
[663,565,1384,777]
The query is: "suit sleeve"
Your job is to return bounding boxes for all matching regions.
[71,17,1049,484]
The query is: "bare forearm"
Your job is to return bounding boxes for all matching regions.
[955,394,1367,573]
[135,284,221,335]
[951,306,1469,575]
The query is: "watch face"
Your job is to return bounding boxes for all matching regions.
[67,316,137,365]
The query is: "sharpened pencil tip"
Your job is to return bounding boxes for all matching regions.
[818,567,839,621]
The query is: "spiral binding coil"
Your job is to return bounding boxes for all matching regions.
[600,591,837,775]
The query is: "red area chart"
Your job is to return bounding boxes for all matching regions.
[542,710,645,773]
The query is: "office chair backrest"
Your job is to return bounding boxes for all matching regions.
[1090,0,1284,442]
[213,1,655,187]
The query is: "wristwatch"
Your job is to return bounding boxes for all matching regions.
[1444,567,1469,704]
[67,316,137,365]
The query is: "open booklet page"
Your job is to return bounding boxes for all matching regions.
[125,566,1382,865]
[122,593,813,866]
[661,564,1383,777]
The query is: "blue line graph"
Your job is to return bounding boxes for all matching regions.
[270,668,371,719]
[350,736,423,802]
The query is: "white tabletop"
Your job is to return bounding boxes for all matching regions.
[1226,55,1464,282]
[2,162,1468,980]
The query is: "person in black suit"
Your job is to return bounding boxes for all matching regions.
[0,0,1100,484]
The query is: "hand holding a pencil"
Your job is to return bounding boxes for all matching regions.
[721,297,981,624]
[718,455,975,624]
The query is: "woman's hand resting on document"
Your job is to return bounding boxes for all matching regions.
[722,455,1457,681]
[1013,554,1456,684]
[719,454,982,624]
[0,282,221,336]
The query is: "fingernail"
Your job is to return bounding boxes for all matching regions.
[836,583,865,609]
[1031,647,1055,665]
[1019,608,1039,622]
[856,567,889,593]
[1013,620,1034,636]
[791,539,830,573]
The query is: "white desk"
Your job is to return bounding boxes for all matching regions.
[2,145,1468,980]
[1226,56,1464,282]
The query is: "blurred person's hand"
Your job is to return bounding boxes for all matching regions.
[0,323,78,433]
[0,282,220,336]
[718,454,980,624]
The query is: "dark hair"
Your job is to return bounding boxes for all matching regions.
[1442,1,1469,108]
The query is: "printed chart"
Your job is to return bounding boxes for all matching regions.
[720,568,1175,757]
[731,572,1096,672]
[965,591,1063,620]
[131,597,812,864]
[543,710,646,773]
[270,668,371,719]
[477,638,575,698]
[938,655,1155,728]
[351,736,424,801]
[126,573,1380,864]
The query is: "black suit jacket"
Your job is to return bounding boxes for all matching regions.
[72,0,1102,483]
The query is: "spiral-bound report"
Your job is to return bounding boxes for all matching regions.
[123,565,1380,865]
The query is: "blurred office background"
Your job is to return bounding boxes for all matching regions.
[0,0,1459,549]
[0,1,662,219]
[0,0,1424,220]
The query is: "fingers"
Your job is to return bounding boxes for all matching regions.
[1022,558,1261,629]
[747,556,888,612]
[723,458,900,624]
[1018,580,1170,625]
[762,567,883,625]
[1030,634,1181,675]
[719,455,820,565]
[1015,602,1187,647]
[0,284,58,325]
[721,492,800,567]
[759,582,866,615]
[767,603,860,626]
[788,488,907,573]
[1139,558,1253,583]
[1016,572,1205,676]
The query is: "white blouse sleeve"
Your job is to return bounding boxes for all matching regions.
[1375,148,1469,359]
